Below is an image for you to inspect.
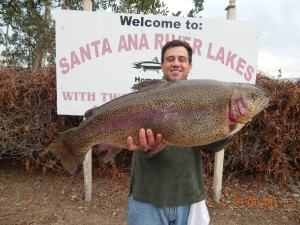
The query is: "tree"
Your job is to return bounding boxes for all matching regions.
[0,0,55,70]
[0,0,204,70]
[187,0,204,17]
[99,0,169,15]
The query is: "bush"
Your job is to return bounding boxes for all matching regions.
[0,68,299,183]
[0,67,82,172]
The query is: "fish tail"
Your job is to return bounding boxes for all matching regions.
[47,128,86,174]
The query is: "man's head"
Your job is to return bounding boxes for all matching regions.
[161,40,193,81]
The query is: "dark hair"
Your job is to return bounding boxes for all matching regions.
[161,40,193,63]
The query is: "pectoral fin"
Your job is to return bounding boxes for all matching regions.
[97,144,124,163]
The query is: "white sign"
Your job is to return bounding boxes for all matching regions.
[55,10,260,115]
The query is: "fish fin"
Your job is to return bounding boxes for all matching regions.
[84,106,98,118]
[149,142,166,155]
[229,123,245,134]
[152,57,159,63]
[47,128,85,174]
[131,79,167,91]
[97,144,124,163]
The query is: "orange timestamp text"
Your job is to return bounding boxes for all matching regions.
[235,197,278,207]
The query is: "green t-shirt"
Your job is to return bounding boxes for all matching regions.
[130,136,233,208]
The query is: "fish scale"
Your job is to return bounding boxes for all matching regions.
[47,79,269,174]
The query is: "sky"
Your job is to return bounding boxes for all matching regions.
[163,0,300,78]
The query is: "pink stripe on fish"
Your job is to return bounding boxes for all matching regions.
[83,104,225,141]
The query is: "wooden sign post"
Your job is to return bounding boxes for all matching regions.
[82,0,93,202]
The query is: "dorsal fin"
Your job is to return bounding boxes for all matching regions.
[84,107,98,118]
[131,79,168,91]
[152,57,159,63]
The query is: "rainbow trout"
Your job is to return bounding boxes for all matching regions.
[47,79,269,173]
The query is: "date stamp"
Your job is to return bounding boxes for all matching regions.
[235,197,278,207]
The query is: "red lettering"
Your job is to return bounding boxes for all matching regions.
[206,43,215,60]
[244,65,254,81]
[59,57,70,74]
[182,36,191,43]
[235,58,246,76]
[102,38,112,55]
[91,40,101,57]
[192,39,202,56]
[139,33,149,50]
[118,34,149,52]
[62,92,96,101]
[59,38,113,73]
[79,44,92,63]
[100,93,108,102]
[100,93,123,102]
[118,35,127,52]
[108,93,121,101]
[127,34,138,50]
[70,51,81,69]
[225,51,237,70]
[154,33,164,50]
[215,47,225,64]
[62,91,73,101]
[87,92,96,101]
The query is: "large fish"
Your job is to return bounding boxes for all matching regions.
[47,79,269,174]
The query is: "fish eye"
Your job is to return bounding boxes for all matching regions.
[252,93,259,99]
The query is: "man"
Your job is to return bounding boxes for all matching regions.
[126,40,233,225]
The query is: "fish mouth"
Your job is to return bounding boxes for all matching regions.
[247,96,270,122]
[259,93,270,109]
[132,63,141,69]
[252,85,270,109]
[249,98,269,121]
[256,85,270,106]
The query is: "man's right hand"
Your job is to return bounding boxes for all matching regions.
[127,128,165,152]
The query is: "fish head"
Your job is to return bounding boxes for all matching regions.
[229,83,269,124]
[132,62,141,69]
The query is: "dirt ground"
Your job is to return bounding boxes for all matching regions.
[0,159,299,225]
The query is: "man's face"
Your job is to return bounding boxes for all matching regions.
[161,46,192,81]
